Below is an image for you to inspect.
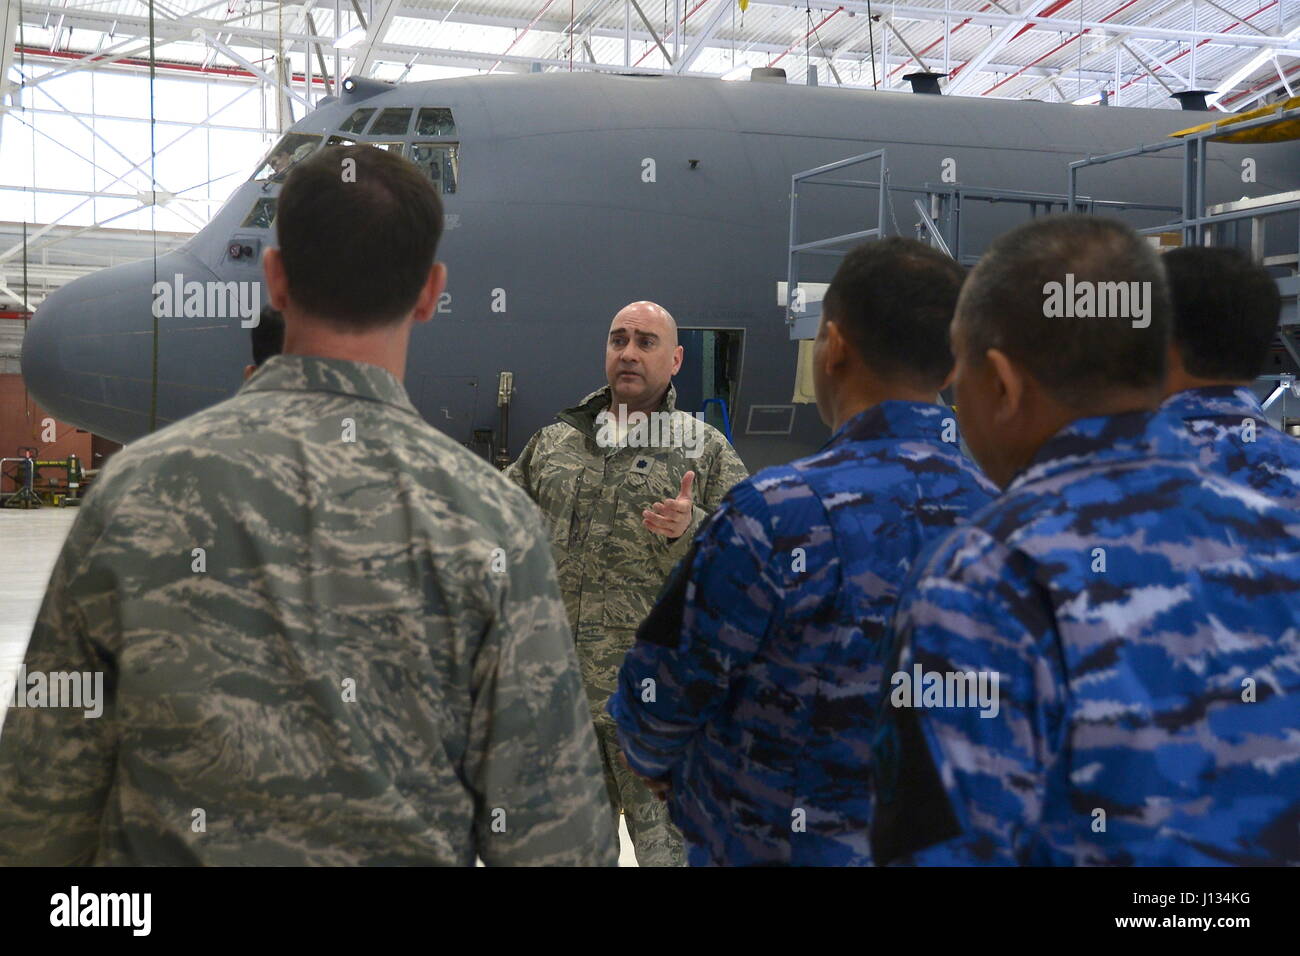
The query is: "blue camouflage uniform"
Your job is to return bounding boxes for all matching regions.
[870,410,1300,867]
[1159,384,1300,508]
[607,401,997,866]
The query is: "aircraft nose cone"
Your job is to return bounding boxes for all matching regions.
[21,251,244,444]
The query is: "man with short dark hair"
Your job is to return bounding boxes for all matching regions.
[870,216,1300,866]
[0,145,616,866]
[244,304,285,380]
[608,237,997,865]
[1158,245,1300,507]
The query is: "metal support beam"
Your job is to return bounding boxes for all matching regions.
[1124,39,1192,90]
[352,0,401,78]
[197,30,314,111]
[885,18,928,72]
[1121,42,1176,95]
[674,0,731,74]
[0,0,19,150]
[629,0,673,65]
[303,10,334,96]
[946,3,1043,96]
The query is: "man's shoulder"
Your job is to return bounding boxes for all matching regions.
[91,396,249,488]
[521,419,594,469]
[719,462,824,531]
[765,436,995,514]
[93,390,540,534]
[984,451,1300,563]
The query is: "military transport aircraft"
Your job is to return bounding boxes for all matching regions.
[20,71,1296,470]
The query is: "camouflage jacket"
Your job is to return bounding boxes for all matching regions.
[608,401,998,866]
[870,411,1300,866]
[505,384,748,634]
[1159,384,1300,508]
[0,355,616,866]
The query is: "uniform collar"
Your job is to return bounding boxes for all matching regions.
[241,354,418,416]
[1159,385,1264,422]
[558,382,678,440]
[1007,410,1172,492]
[823,400,951,450]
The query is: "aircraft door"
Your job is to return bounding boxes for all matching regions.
[674,328,744,441]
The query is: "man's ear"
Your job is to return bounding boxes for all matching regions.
[262,247,288,311]
[411,263,447,325]
[985,347,1026,425]
[671,343,684,377]
[822,318,849,375]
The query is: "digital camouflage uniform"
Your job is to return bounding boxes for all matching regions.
[0,355,617,866]
[1160,384,1300,508]
[506,383,747,866]
[871,411,1300,866]
[608,401,997,865]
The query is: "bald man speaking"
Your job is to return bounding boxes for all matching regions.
[506,301,747,866]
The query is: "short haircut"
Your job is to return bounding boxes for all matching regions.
[1163,246,1280,381]
[822,237,967,390]
[251,305,285,366]
[276,145,443,329]
[957,215,1171,409]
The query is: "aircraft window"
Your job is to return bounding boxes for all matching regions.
[370,108,413,136]
[241,197,277,229]
[416,108,456,137]
[410,144,458,194]
[250,132,322,182]
[339,108,375,133]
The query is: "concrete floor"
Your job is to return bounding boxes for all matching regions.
[0,505,639,865]
[0,507,77,731]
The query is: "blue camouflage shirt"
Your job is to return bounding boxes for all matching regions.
[1160,385,1300,508]
[607,401,997,866]
[871,411,1300,867]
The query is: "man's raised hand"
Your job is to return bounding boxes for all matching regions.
[644,470,695,539]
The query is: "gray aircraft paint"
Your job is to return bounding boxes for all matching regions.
[21,73,1296,470]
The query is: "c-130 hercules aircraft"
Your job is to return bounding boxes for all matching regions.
[20,71,1299,470]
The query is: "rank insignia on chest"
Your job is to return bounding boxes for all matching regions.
[632,458,652,474]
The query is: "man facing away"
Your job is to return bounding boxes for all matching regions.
[871,215,1300,866]
[506,301,748,866]
[1159,245,1300,507]
[0,144,616,866]
[608,238,998,865]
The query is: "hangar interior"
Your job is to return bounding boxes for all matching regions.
[1,0,1300,866]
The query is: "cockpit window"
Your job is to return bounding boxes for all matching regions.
[250,133,322,182]
[338,108,375,134]
[370,108,413,136]
[411,144,458,195]
[241,197,277,229]
[416,108,456,137]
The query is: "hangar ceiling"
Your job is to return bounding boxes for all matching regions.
[1,0,1298,308]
